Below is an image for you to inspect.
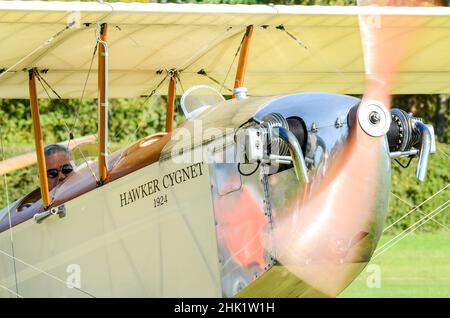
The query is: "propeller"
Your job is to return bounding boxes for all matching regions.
[266,0,434,297]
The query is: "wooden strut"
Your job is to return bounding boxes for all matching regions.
[98,23,108,183]
[166,71,176,133]
[28,68,51,209]
[234,25,254,93]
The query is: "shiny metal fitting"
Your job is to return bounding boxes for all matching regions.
[358,100,391,137]
[233,87,248,100]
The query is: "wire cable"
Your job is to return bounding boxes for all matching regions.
[0,130,19,297]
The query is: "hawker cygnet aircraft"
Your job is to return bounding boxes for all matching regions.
[0,0,444,297]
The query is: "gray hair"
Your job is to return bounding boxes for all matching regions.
[44,144,70,157]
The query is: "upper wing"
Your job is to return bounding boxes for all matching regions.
[0,1,449,98]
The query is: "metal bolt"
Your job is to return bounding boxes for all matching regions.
[369,111,381,125]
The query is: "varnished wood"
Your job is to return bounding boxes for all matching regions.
[166,76,176,132]
[234,25,254,92]
[28,69,51,209]
[98,23,108,182]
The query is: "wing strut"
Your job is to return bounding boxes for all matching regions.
[97,23,108,183]
[233,25,253,98]
[166,69,177,133]
[28,68,51,209]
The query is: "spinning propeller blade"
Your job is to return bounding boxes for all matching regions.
[267,0,434,297]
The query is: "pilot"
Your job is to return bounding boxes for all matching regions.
[44,144,74,191]
[17,144,74,212]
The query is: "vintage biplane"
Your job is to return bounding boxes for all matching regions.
[0,0,446,297]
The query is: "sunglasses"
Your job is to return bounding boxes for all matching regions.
[47,164,73,179]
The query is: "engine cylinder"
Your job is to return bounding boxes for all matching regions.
[387,108,421,152]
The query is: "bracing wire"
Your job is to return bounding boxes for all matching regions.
[69,41,99,143]
[219,27,248,95]
[276,24,347,82]
[34,69,100,200]
[175,72,185,115]
[117,74,170,148]
[0,130,19,297]
[35,70,72,134]
[373,200,449,259]
[197,69,233,93]
[383,184,449,233]
[391,192,449,230]
[0,23,77,81]
[0,247,96,298]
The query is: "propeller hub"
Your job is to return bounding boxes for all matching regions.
[369,111,381,125]
[358,100,391,137]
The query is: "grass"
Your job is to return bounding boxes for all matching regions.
[340,231,450,298]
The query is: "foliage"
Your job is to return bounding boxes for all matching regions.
[387,142,449,234]
[394,95,450,143]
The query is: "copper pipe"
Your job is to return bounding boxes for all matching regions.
[98,23,108,183]
[166,74,176,133]
[234,25,254,91]
[28,69,51,209]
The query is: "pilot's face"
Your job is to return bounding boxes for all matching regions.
[45,151,74,191]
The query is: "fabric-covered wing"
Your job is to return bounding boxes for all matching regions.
[0,1,449,98]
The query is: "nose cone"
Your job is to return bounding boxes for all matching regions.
[266,128,391,297]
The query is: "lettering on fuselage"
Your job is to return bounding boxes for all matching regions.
[119,162,204,208]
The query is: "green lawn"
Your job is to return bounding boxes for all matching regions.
[340,232,450,298]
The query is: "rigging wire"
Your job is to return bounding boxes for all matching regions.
[0,247,96,298]
[178,26,234,73]
[194,26,247,94]
[275,25,308,49]
[34,67,97,146]
[373,200,449,260]
[0,130,19,297]
[0,22,78,81]
[437,148,450,160]
[65,40,100,185]
[0,282,22,298]
[197,69,233,93]
[113,73,169,151]
[219,27,247,95]
[276,24,347,84]
[34,72,73,205]
[175,71,185,96]
[175,71,185,115]
[34,70,72,135]
[69,42,99,143]
[383,183,449,233]
[391,192,449,230]
[34,69,100,200]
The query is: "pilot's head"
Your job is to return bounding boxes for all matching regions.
[44,144,74,191]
